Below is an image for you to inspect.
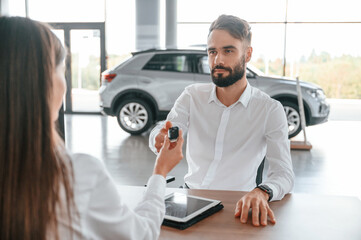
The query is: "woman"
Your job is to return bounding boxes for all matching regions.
[0,16,183,240]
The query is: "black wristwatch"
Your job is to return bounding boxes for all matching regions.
[256,185,273,201]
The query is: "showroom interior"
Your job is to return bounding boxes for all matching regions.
[1,0,361,238]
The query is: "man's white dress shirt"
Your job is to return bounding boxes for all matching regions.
[58,153,166,240]
[149,82,294,201]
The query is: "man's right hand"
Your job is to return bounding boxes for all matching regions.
[155,121,174,153]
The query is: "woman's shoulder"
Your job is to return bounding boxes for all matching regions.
[69,153,114,199]
[71,152,101,162]
[70,153,106,177]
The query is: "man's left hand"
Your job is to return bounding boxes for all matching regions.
[234,188,276,226]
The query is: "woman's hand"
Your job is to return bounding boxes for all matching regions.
[153,129,184,177]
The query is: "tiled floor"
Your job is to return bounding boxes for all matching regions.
[65,99,361,200]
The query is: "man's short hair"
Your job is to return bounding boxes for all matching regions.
[209,15,252,47]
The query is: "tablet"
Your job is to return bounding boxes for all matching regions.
[164,192,222,223]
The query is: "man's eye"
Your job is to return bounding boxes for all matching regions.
[209,51,216,55]
[225,49,233,53]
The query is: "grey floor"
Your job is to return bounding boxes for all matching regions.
[65,99,361,200]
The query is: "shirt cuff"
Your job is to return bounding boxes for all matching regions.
[145,174,166,197]
[150,133,159,155]
[263,182,279,202]
[149,122,165,155]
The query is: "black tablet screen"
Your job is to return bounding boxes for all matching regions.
[165,194,213,218]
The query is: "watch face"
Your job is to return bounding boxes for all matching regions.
[258,185,273,201]
[262,186,271,193]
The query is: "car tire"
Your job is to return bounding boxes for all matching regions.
[280,101,302,139]
[116,99,153,135]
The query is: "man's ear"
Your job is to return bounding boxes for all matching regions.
[245,46,253,63]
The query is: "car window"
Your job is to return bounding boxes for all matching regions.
[197,56,211,74]
[247,64,264,76]
[197,55,254,78]
[246,69,254,78]
[143,54,192,73]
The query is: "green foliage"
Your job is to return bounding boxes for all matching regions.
[252,57,284,76]
[70,53,130,91]
[252,53,361,99]
[71,53,79,88]
[71,53,100,90]
[81,55,100,90]
[298,53,361,99]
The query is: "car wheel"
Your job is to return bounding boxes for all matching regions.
[281,101,302,139]
[116,99,153,135]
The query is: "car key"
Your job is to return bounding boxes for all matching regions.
[168,126,179,142]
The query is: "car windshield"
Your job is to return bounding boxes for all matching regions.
[247,64,265,76]
[114,54,133,70]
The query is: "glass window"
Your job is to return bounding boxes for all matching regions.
[285,23,361,99]
[143,54,191,73]
[287,0,361,22]
[105,0,136,68]
[28,0,105,22]
[249,24,286,76]
[70,29,101,112]
[177,24,209,48]
[177,0,287,23]
[8,0,26,17]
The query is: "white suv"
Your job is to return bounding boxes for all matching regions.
[99,49,330,138]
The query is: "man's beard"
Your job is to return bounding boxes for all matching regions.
[211,56,246,88]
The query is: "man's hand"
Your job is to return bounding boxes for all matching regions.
[155,121,175,153]
[234,188,276,226]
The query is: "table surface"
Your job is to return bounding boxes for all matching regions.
[117,186,361,240]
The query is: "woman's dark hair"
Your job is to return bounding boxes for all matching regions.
[0,16,75,240]
[209,14,252,47]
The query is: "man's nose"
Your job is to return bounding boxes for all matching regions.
[214,53,224,66]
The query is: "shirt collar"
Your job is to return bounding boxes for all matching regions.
[208,82,252,108]
[239,83,252,107]
[208,84,218,104]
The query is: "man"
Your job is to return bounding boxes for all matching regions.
[149,15,294,227]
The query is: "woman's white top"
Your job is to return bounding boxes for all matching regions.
[58,153,166,240]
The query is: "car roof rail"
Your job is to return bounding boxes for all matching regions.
[132,48,158,56]
[131,48,206,56]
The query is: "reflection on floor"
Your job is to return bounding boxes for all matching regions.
[65,114,361,200]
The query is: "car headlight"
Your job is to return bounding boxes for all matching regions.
[306,89,326,100]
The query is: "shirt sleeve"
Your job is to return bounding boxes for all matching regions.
[262,101,295,201]
[79,156,166,240]
[149,87,191,155]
